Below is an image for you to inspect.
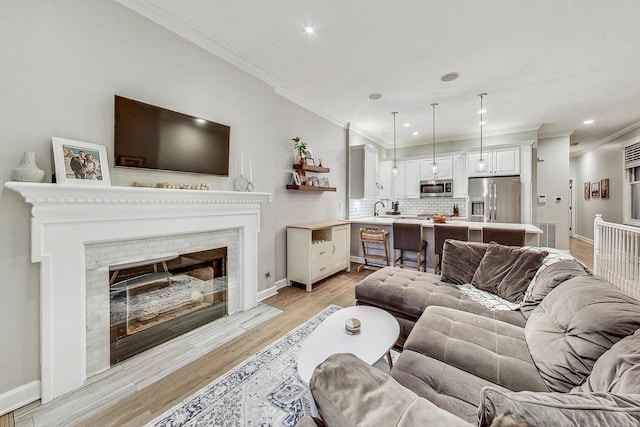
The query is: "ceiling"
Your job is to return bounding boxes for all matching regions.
[118,0,640,154]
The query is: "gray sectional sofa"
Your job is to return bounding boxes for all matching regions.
[302,240,640,426]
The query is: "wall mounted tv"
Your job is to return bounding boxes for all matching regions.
[114,95,230,176]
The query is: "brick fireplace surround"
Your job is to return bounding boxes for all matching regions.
[6,182,271,404]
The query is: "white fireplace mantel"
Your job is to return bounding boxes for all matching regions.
[5,182,271,403]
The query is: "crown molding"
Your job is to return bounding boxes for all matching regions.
[274,86,347,128]
[571,119,640,157]
[346,122,386,147]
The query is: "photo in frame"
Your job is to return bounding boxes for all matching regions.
[600,178,609,199]
[319,177,330,187]
[584,182,590,200]
[292,171,302,186]
[52,137,111,186]
[591,181,600,199]
[304,148,315,166]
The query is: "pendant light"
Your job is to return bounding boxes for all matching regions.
[475,93,488,173]
[392,111,399,176]
[430,103,439,177]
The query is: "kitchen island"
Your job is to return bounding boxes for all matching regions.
[349,216,543,272]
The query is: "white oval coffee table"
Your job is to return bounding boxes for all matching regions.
[297,305,400,385]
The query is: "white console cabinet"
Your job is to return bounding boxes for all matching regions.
[287,221,351,291]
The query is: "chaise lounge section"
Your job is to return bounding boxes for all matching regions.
[304,240,640,426]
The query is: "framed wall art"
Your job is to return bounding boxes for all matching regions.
[584,182,590,200]
[52,137,111,186]
[591,181,600,199]
[600,178,609,199]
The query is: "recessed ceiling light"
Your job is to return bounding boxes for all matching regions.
[441,72,460,82]
[412,131,419,136]
[368,93,382,100]
[583,119,594,125]
[403,123,411,127]
[303,25,315,35]
[195,118,206,125]
[478,109,487,114]
[479,120,487,126]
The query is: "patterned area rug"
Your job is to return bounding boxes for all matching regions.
[146,305,398,427]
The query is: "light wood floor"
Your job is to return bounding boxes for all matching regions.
[1,239,594,426]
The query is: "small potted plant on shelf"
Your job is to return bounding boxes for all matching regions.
[292,137,307,164]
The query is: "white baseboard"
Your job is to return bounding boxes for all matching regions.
[574,234,594,245]
[275,278,288,289]
[0,380,40,416]
[256,279,290,302]
[257,286,278,302]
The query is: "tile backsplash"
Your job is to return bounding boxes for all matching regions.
[349,197,467,219]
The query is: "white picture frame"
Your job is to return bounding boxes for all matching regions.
[292,171,302,186]
[52,137,111,186]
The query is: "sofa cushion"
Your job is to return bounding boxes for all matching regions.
[575,328,640,394]
[440,240,490,285]
[355,267,526,342]
[404,306,548,392]
[391,349,508,423]
[310,353,472,427]
[471,243,548,303]
[520,259,591,319]
[478,387,640,427]
[525,276,640,392]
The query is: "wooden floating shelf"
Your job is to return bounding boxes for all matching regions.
[293,164,330,173]
[286,185,337,192]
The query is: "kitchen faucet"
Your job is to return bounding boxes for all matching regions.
[374,201,385,216]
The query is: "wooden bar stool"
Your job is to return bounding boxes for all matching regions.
[434,224,469,274]
[482,227,526,246]
[358,227,390,271]
[392,222,427,271]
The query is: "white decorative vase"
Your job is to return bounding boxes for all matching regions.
[11,151,46,182]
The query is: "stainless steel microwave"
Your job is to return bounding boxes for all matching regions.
[420,179,453,197]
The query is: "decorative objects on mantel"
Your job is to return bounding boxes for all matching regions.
[51,136,112,186]
[11,151,45,182]
[235,151,254,191]
[133,181,211,190]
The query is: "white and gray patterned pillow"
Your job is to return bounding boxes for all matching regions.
[457,284,520,311]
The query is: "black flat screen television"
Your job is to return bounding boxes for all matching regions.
[114,95,230,176]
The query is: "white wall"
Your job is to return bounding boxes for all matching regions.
[0,0,346,406]
[536,136,570,249]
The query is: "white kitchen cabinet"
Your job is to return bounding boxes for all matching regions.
[350,145,379,199]
[287,221,351,292]
[467,146,520,177]
[452,153,468,197]
[378,159,392,199]
[420,156,453,180]
[393,159,420,199]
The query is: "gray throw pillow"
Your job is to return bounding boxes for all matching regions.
[471,243,548,303]
[478,386,640,427]
[440,240,489,285]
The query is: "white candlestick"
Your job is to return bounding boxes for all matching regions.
[240,152,244,176]
[249,158,253,181]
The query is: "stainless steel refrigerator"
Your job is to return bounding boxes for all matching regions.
[468,176,521,223]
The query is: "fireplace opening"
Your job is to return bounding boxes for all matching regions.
[109,247,227,364]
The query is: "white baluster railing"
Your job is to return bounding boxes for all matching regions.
[594,214,640,300]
